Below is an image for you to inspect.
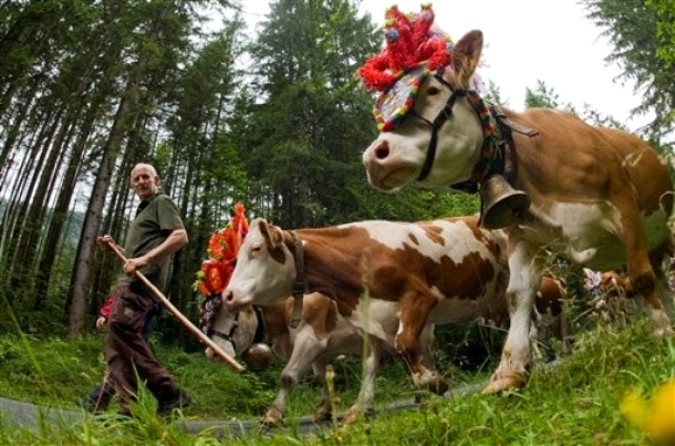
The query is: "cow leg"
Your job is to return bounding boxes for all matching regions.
[343,335,382,425]
[650,240,675,318]
[618,206,674,337]
[261,327,325,427]
[484,240,542,394]
[311,359,332,422]
[411,323,447,394]
[395,290,442,391]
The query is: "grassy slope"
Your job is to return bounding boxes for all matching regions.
[0,317,672,445]
[0,329,436,420]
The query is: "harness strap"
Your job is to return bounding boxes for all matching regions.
[209,311,240,352]
[289,230,307,329]
[252,305,266,344]
[498,115,539,137]
[451,96,533,192]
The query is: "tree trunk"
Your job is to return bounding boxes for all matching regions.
[67,68,144,337]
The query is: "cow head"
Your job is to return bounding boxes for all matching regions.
[203,302,273,372]
[203,300,256,360]
[223,218,296,309]
[362,30,485,192]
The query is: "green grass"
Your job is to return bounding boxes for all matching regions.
[0,316,673,445]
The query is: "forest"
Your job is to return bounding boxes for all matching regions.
[0,0,672,344]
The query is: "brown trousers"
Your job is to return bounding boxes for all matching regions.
[105,282,179,406]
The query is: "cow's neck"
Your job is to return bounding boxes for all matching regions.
[451,93,536,193]
[284,229,363,313]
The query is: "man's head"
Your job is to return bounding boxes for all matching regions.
[130,163,160,200]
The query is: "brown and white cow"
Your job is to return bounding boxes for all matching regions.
[361,30,675,394]
[223,216,509,395]
[205,292,436,425]
[220,217,568,424]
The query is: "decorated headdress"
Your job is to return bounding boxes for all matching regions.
[358,4,453,131]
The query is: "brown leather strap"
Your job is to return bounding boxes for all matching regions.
[289,230,307,329]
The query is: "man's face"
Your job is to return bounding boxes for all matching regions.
[130,165,159,200]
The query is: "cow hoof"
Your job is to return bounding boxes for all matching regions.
[260,409,284,427]
[342,406,362,425]
[312,408,332,423]
[412,370,448,395]
[653,326,675,338]
[482,372,525,395]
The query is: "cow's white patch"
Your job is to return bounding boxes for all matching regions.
[531,200,671,270]
[338,219,495,265]
[348,299,402,345]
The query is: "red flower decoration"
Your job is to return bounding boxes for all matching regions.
[358,4,452,92]
[195,203,249,297]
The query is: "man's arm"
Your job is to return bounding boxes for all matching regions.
[122,229,188,276]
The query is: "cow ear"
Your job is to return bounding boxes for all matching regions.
[269,227,284,248]
[452,30,483,88]
[260,220,284,250]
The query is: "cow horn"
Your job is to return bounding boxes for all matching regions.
[479,175,531,229]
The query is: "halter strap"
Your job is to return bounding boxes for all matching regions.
[415,73,466,182]
[252,305,266,344]
[289,230,308,329]
[209,311,240,352]
[412,70,536,190]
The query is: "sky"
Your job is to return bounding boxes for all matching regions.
[237,0,649,132]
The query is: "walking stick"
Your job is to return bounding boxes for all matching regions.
[105,242,246,373]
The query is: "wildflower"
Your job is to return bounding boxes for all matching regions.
[620,379,675,444]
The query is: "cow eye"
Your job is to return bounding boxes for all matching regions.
[250,245,262,253]
[427,86,441,95]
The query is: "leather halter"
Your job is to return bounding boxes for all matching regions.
[289,230,308,328]
[412,70,537,188]
[413,73,466,182]
[209,306,266,353]
[209,311,240,352]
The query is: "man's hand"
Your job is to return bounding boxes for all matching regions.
[122,256,150,276]
[97,235,117,252]
[95,316,108,330]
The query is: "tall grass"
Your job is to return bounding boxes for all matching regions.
[0,314,672,444]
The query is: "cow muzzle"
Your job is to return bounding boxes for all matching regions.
[363,140,416,192]
[223,290,242,309]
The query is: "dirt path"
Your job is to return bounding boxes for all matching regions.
[0,382,483,439]
[0,395,417,438]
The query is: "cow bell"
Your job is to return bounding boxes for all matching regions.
[479,175,531,229]
[242,343,273,372]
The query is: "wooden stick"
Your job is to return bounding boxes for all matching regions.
[106,242,245,373]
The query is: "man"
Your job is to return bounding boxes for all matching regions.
[97,163,190,417]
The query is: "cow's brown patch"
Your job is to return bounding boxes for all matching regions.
[299,293,337,341]
[260,220,289,265]
[422,225,445,246]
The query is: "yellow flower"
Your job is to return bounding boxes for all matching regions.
[621,380,675,444]
[648,381,675,442]
[620,388,649,430]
